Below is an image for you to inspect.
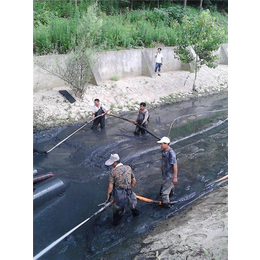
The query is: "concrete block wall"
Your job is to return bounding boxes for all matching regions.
[34,55,66,90]
[220,43,228,65]
[145,46,184,72]
[33,44,228,90]
[95,49,143,80]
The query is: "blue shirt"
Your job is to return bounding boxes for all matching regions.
[161,148,177,180]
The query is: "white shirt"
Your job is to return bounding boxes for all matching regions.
[155,52,163,63]
[92,103,107,113]
[115,163,123,168]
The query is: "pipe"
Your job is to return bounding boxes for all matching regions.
[33,172,54,184]
[33,177,69,210]
[136,195,177,205]
[136,195,162,205]
[204,174,228,190]
[215,174,228,183]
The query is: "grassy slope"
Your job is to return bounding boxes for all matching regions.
[33,2,228,55]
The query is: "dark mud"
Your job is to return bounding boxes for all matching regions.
[33,91,228,259]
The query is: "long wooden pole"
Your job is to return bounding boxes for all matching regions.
[34,114,105,155]
[107,113,161,140]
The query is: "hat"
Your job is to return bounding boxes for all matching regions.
[105,154,120,166]
[157,136,170,144]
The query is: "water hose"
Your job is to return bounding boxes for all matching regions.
[215,174,228,183]
[167,109,228,137]
[33,114,105,155]
[204,174,228,190]
[107,113,160,140]
[136,195,177,205]
[33,201,113,260]
[136,175,228,206]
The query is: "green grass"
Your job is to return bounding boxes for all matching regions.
[110,76,119,81]
[33,2,228,55]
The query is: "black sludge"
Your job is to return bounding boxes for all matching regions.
[33,91,228,259]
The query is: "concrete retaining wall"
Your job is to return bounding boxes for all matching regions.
[96,49,143,80]
[33,44,228,90]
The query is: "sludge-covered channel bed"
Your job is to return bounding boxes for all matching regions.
[33,91,228,259]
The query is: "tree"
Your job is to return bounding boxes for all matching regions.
[183,0,187,10]
[35,46,95,99]
[34,2,102,98]
[174,10,224,91]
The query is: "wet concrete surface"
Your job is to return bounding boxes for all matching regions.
[33,91,228,259]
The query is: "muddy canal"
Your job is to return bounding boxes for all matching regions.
[33,91,228,259]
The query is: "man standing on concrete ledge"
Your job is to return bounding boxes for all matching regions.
[91,98,108,130]
[157,136,178,208]
[105,153,139,226]
[155,48,163,76]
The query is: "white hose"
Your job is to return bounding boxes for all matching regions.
[33,202,112,260]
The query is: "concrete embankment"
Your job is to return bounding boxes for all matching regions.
[33,44,228,131]
[134,184,228,260]
[101,183,228,260]
[33,64,228,131]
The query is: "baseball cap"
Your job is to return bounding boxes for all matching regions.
[105,154,120,166]
[157,136,170,144]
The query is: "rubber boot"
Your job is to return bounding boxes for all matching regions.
[161,194,171,208]
[112,209,125,226]
[169,188,174,199]
[162,202,171,208]
[131,208,139,217]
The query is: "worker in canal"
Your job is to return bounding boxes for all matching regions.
[157,136,178,208]
[105,153,139,226]
[91,98,108,130]
[134,102,149,135]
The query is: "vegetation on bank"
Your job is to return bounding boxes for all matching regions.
[33,1,228,55]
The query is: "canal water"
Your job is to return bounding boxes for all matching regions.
[33,91,228,259]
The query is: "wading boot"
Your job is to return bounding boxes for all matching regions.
[162,203,171,208]
[112,209,125,226]
[131,208,139,217]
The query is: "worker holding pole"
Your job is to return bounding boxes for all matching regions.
[91,98,108,130]
[157,136,178,208]
[134,102,149,136]
[105,153,139,226]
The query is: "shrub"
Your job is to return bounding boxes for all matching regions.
[174,10,225,91]
[33,3,228,55]
[35,46,95,99]
[33,24,52,55]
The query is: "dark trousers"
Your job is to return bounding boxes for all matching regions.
[134,122,148,135]
[91,115,105,129]
[112,188,138,225]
